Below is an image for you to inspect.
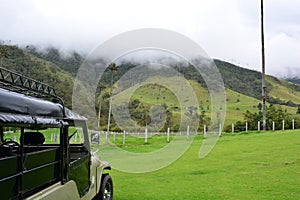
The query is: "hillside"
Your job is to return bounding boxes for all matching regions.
[214,59,263,100]
[0,45,76,108]
[19,45,300,107]
[267,76,300,106]
[1,44,300,130]
[286,77,300,85]
[24,45,84,76]
[215,59,300,106]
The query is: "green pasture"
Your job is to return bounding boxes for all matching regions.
[104,130,300,199]
[125,79,299,128]
[267,76,300,104]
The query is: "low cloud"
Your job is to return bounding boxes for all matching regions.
[0,0,299,77]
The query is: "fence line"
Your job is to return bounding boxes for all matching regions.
[89,118,297,144]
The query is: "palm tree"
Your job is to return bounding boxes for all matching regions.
[261,0,267,131]
[97,84,106,128]
[106,63,118,143]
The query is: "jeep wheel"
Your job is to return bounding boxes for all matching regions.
[99,174,113,200]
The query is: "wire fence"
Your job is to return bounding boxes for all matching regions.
[89,119,298,145]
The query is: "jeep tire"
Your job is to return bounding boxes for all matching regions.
[99,174,113,200]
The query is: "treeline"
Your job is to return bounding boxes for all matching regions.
[24,45,84,76]
[225,105,300,132]
[0,44,75,108]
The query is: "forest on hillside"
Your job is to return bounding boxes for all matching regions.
[1,44,300,130]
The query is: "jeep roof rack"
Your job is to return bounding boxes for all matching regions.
[0,67,87,123]
[0,66,64,106]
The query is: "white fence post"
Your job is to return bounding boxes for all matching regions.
[186,125,190,139]
[232,123,234,134]
[167,127,170,143]
[204,125,207,138]
[258,121,260,131]
[123,131,126,145]
[246,122,248,132]
[282,120,285,130]
[272,121,275,131]
[145,128,148,144]
[219,124,222,136]
[54,133,56,143]
[292,119,295,130]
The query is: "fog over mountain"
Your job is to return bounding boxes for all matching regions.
[1,0,299,77]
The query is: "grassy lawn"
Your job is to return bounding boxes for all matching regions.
[106,130,300,199]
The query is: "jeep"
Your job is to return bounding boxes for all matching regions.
[0,67,113,200]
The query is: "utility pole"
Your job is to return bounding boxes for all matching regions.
[261,0,267,131]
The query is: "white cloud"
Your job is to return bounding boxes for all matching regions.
[0,0,299,77]
[266,32,300,77]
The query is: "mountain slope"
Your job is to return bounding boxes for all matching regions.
[285,77,300,85]
[1,44,300,130]
[20,45,300,107]
[0,45,75,108]
[214,59,300,106]
[214,59,263,100]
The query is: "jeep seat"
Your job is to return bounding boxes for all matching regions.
[24,132,45,146]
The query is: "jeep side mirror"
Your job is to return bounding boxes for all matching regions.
[91,133,99,145]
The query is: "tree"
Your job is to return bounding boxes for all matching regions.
[257,103,262,110]
[244,105,291,130]
[297,105,300,114]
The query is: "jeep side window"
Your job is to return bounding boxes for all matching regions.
[44,128,61,144]
[69,127,85,145]
[2,128,62,146]
[0,127,20,158]
[2,127,20,144]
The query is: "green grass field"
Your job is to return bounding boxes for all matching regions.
[105,130,300,199]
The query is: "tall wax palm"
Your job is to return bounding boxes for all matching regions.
[261,0,267,131]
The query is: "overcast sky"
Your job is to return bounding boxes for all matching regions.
[0,0,299,77]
